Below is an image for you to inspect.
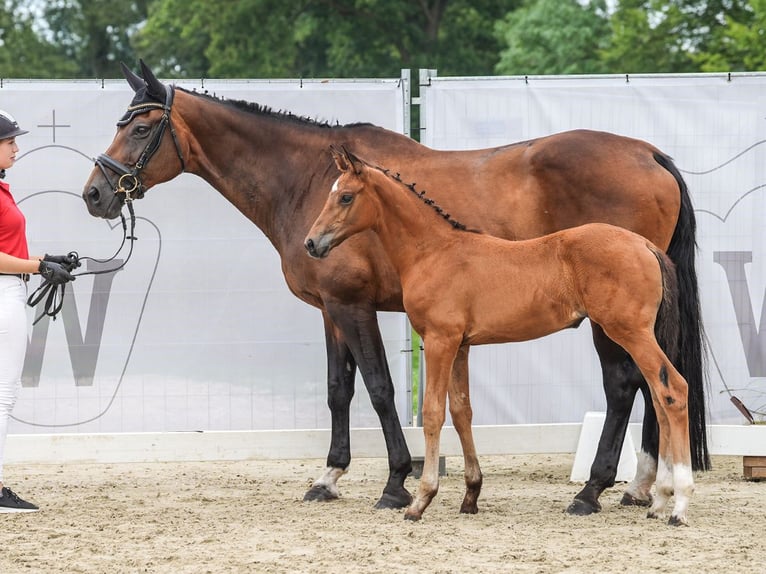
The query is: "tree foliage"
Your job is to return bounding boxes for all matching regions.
[602,0,754,73]
[494,0,610,75]
[130,0,522,79]
[0,1,78,77]
[2,0,766,80]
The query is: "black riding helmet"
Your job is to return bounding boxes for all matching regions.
[0,109,29,140]
[0,110,28,178]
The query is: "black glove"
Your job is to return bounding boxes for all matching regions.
[43,252,81,272]
[38,260,75,285]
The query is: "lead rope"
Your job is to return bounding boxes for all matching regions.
[27,201,138,324]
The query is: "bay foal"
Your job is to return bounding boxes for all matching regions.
[305,147,694,526]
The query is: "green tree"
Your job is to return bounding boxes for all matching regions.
[602,0,753,73]
[132,0,521,79]
[694,0,766,71]
[494,0,610,75]
[42,0,148,77]
[0,1,78,77]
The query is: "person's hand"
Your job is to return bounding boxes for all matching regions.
[38,260,76,285]
[44,252,80,272]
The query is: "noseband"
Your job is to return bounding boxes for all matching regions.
[94,84,186,203]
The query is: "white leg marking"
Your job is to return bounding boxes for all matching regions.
[624,450,657,502]
[670,461,694,526]
[312,466,348,498]
[648,456,673,518]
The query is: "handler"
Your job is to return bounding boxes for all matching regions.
[0,109,76,512]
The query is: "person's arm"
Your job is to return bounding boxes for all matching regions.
[0,251,42,274]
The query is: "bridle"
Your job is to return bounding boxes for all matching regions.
[28,85,184,324]
[94,84,186,203]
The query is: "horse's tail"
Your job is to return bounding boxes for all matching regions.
[652,248,680,363]
[653,152,711,471]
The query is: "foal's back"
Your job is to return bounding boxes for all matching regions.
[405,223,664,347]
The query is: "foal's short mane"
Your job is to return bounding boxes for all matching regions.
[177,87,373,129]
[376,166,475,232]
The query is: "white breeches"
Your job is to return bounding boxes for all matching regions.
[0,276,28,483]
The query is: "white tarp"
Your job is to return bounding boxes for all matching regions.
[2,77,410,434]
[420,72,766,425]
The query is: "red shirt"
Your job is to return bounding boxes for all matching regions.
[0,180,29,259]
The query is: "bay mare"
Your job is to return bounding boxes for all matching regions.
[305,147,694,525]
[81,61,708,516]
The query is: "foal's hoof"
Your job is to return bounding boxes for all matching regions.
[303,484,339,502]
[403,512,422,522]
[668,515,689,527]
[565,498,601,516]
[374,489,412,510]
[620,492,652,507]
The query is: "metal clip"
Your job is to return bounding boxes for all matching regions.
[117,173,140,201]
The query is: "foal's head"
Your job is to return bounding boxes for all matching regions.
[304,146,379,259]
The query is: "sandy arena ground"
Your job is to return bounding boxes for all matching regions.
[0,454,762,573]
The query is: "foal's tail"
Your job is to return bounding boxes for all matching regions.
[652,248,681,365]
[653,152,711,471]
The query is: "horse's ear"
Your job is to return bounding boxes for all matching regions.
[121,62,145,93]
[330,145,351,173]
[331,145,365,175]
[139,59,165,100]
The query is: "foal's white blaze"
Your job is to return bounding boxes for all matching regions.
[624,450,657,503]
[330,177,340,194]
[311,466,348,498]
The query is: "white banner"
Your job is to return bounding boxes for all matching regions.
[2,77,410,434]
[420,72,766,425]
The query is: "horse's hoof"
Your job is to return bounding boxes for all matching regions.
[403,512,422,522]
[668,515,689,527]
[565,498,601,516]
[459,501,479,514]
[374,490,412,510]
[303,484,339,502]
[620,492,652,507]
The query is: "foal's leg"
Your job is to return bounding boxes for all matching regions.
[619,337,694,526]
[447,345,483,515]
[645,365,693,526]
[405,335,461,521]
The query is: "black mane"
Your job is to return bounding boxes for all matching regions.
[176,86,374,130]
[380,168,476,233]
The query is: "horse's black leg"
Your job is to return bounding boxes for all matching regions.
[620,381,658,508]
[327,303,412,509]
[303,311,357,503]
[566,325,645,516]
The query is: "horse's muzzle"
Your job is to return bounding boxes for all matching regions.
[304,237,328,259]
[83,185,122,219]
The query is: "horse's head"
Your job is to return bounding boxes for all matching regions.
[304,145,375,259]
[82,60,186,219]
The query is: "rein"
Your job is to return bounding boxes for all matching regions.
[27,201,138,324]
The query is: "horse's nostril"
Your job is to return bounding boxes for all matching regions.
[87,186,101,203]
[305,238,315,253]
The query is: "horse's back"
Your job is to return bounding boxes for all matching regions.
[361,129,682,250]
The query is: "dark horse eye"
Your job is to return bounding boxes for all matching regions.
[133,124,151,138]
[340,193,354,205]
